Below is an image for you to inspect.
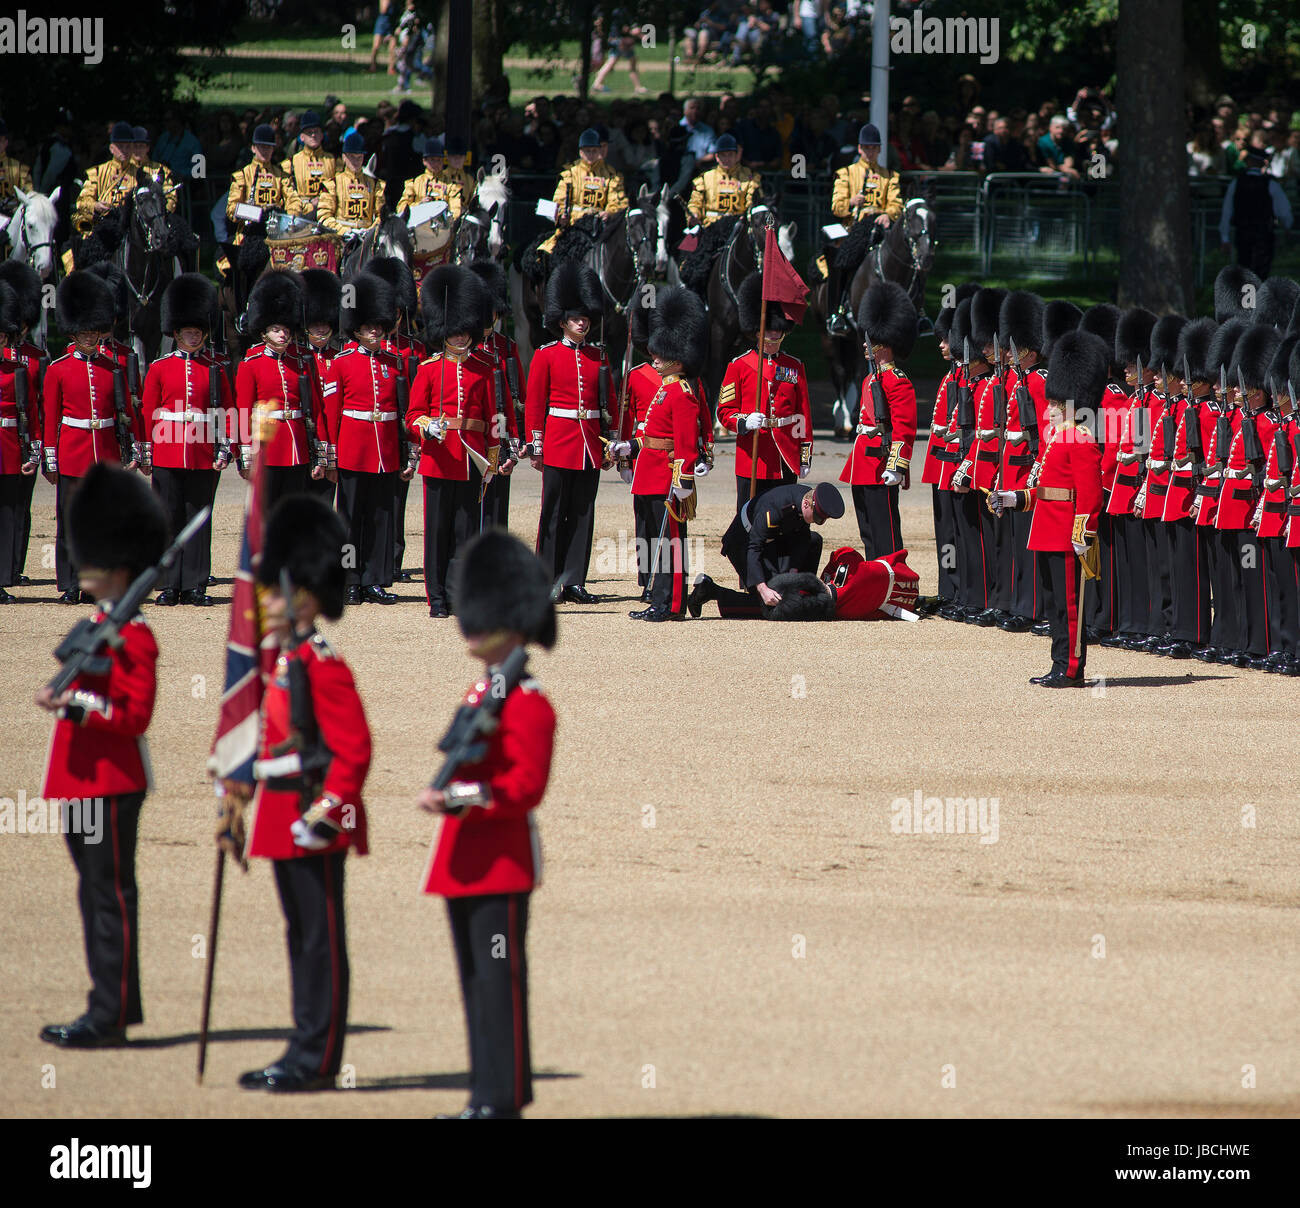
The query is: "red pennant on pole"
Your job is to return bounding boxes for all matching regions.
[761,226,809,325]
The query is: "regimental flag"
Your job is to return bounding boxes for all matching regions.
[209,430,277,795]
[761,226,809,324]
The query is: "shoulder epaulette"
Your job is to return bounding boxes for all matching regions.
[309,632,337,659]
[519,675,542,693]
[539,340,558,350]
[334,347,356,359]
[49,352,72,367]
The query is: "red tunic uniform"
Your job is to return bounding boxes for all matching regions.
[1097,382,1129,496]
[483,331,525,442]
[839,363,916,486]
[42,613,157,799]
[1257,413,1294,540]
[323,344,404,474]
[1215,410,1272,532]
[998,365,1048,491]
[42,350,138,476]
[248,632,371,862]
[1194,401,1230,528]
[630,376,700,495]
[1020,422,1104,552]
[1162,394,1208,523]
[140,350,234,470]
[0,352,40,473]
[1141,392,1175,521]
[936,367,971,492]
[920,368,954,486]
[235,344,320,467]
[523,338,609,470]
[422,675,555,897]
[821,546,921,619]
[715,350,812,480]
[1105,390,1147,517]
[617,362,660,441]
[407,350,494,480]
[1286,416,1300,548]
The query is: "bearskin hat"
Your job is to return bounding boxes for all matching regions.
[257,494,349,620]
[160,273,216,334]
[997,290,1044,355]
[1040,300,1081,363]
[1149,314,1188,373]
[341,272,397,335]
[1046,330,1108,411]
[764,572,836,621]
[1288,295,1300,339]
[1175,318,1218,384]
[0,283,22,338]
[543,261,602,333]
[301,269,342,331]
[84,261,128,323]
[627,284,653,350]
[1290,339,1300,392]
[970,287,1007,351]
[362,255,417,315]
[737,272,795,334]
[934,282,981,345]
[950,296,975,357]
[647,286,709,379]
[420,264,488,349]
[451,530,557,649]
[857,281,918,360]
[1267,333,1298,394]
[1077,303,1119,362]
[1114,307,1156,367]
[69,463,169,576]
[1207,318,1248,378]
[466,259,509,316]
[247,271,304,335]
[1254,277,1299,330]
[56,271,116,334]
[0,261,41,331]
[1214,264,1262,323]
[1228,324,1282,392]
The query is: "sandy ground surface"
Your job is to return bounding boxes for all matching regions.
[2,436,1297,1119]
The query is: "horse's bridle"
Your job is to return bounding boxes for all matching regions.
[720,207,770,314]
[592,202,655,313]
[15,201,57,270]
[869,200,933,301]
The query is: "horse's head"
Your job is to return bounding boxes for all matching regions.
[747,201,777,271]
[904,197,936,273]
[778,220,798,265]
[475,166,510,259]
[654,184,671,276]
[10,186,60,279]
[374,211,413,265]
[129,173,171,253]
[625,185,660,278]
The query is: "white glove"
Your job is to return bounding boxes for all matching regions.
[619,466,635,484]
[671,483,694,502]
[608,439,632,457]
[744,412,765,432]
[693,459,711,477]
[289,818,331,851]
[798,463,811,478]
[1072,541,1087,556]
[881,469,903,487]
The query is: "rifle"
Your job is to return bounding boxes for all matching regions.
[597,314,612,443]
[46,507,210,696]
[1183,353,1203,466]
[297,354,327,471]
[428,645,530,793]
[109,360,137,466]
[1214,363,1232,475]
[955,337,975,432]
[1009,337,1039,458]
[1160,366,1176,463]
[989,332,1007,489]
[1239,366,1264,472]
[861,325,892,458]
[3,352,38,466]
[1272,379,1293,482]
[395,345,417,474]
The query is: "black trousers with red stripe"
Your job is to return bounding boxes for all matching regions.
[264,464,311,514]
[952,489,991,610]
[1038,550,1086,678]
[1166,516,1209,645]
[151,467,218,592]
[64,792,145,1030]
[1142,517,1172,637]
[1263,535,1297,656]
[850,483,902,559]
[1208,527,1241,651]
[640,494,689,613]
[393,474,412,575]
[1084,512,1116,634]
[1224,530,1269,656]
[447,892,533,1113]
[1112,513,1149,636]
[272,851,349,1078]
[483,472,511,531]
[423,472,481,611]
[990,509,1014,614]
[1008,506,1039,620]
[537,465,599,591]
[337,469,397,588]
[0,473,34,588]
[931,485,959,601]
[54,473,81,593]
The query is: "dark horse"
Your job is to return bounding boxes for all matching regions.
[339,210,413,280]
[516,184,664,387]
[809,195,936,438]
[700,203,798,408]
[76,171,188,365]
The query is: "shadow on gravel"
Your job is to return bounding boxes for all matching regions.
[1094,674,1234,687]
[349,1070,581,1093]
[127,1023,391,1049]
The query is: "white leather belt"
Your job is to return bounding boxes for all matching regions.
[1006,431,1028,443]
[1225,468,1252,479]
[548,407,602,420]
[155,409,208,422]
[856,423,881,436]
[976,428,998,440]
[343,408,397,422]
[1146,459,1169,474]
[1117,450,1142,464]
[753,414,799,429]
[0,418,16,428]
[63,416,115,430]
[264,408,304,420]
[1265,478,1286,491]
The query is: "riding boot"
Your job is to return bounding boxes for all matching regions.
[825,262,849,335]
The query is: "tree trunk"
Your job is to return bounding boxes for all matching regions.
[577,0,594,103]
[472,0,508,107]
[1182,0,1221,110]
[431,1,452,121]
[1117,0,1192,314]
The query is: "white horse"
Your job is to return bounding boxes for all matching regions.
[454,165,509,262]
[7,187,61,280]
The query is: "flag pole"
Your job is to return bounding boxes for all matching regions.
[749,291,768,503]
